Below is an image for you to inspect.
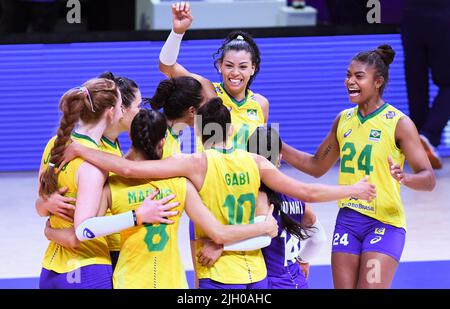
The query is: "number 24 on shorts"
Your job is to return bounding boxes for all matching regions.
[333,233,349,246]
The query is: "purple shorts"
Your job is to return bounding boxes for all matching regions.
[199,277,268,289]
[332,207,406,261]
[268,263,308,289]
[39,264,112,289]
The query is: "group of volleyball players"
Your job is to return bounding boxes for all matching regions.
[35,1,435,289]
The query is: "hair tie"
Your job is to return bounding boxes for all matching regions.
[48,162,55,168]
[79,86,95,112]
[236,35,245,41]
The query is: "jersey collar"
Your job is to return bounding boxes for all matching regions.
[357,103,389,124]
[220,82,249,107]
[72,131,99,147]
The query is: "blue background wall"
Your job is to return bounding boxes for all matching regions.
[0,34,446,171]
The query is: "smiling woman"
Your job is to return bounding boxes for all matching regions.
[158,2,269,152]
[281,44,436,289]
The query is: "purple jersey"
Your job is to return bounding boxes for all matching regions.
[262,193,305,276]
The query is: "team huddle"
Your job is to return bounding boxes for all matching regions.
[36,2,435,289]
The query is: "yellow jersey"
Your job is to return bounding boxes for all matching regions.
[162,127,181,159]
[336,103,407,229]
[41,132,111,273]
[195,147,266,284]
[99,136,122,252]
[109,175,187,289]
[196,83,265,153]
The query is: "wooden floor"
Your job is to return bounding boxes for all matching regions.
[1,158,449,286]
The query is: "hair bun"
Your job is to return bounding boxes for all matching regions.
[375,44,395,66]
[149,79,176,110]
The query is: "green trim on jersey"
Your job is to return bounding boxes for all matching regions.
[211,146,236,154]
[101,136,118,149]
[220,83,249,107]
[72,132,98,147]
[167,126,180,140]
[357,103,389,124]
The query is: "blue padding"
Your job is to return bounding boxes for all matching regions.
[0,34,446,171]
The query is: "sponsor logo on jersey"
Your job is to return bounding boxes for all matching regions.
[83,228,95,239]
[247,109,258,121]
[374,228,385,235]
[341,201,375,212]
[344,129,352,138]
[369,129,382,142]
[385,111,396,119]
[370,236,382,244]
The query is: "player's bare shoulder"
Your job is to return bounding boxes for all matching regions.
[253,93,269,121]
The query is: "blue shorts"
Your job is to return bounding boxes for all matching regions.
[331,207,406,262]
[267,263,308,289]
[199,277,268,289]
[39,264,112,289]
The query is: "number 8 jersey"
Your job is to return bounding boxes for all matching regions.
[194,147,266,284]
[337,103,406,229]
[109,175,187,289]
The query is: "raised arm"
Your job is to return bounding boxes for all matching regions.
[159,2,216,99]
[255,154,376,203]
[184,180,277,245]
[281,113,341,178]
[390,116,435,191]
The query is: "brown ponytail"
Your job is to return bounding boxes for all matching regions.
[39,78,119,196]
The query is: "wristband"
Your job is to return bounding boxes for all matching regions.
[132,209,138,226]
